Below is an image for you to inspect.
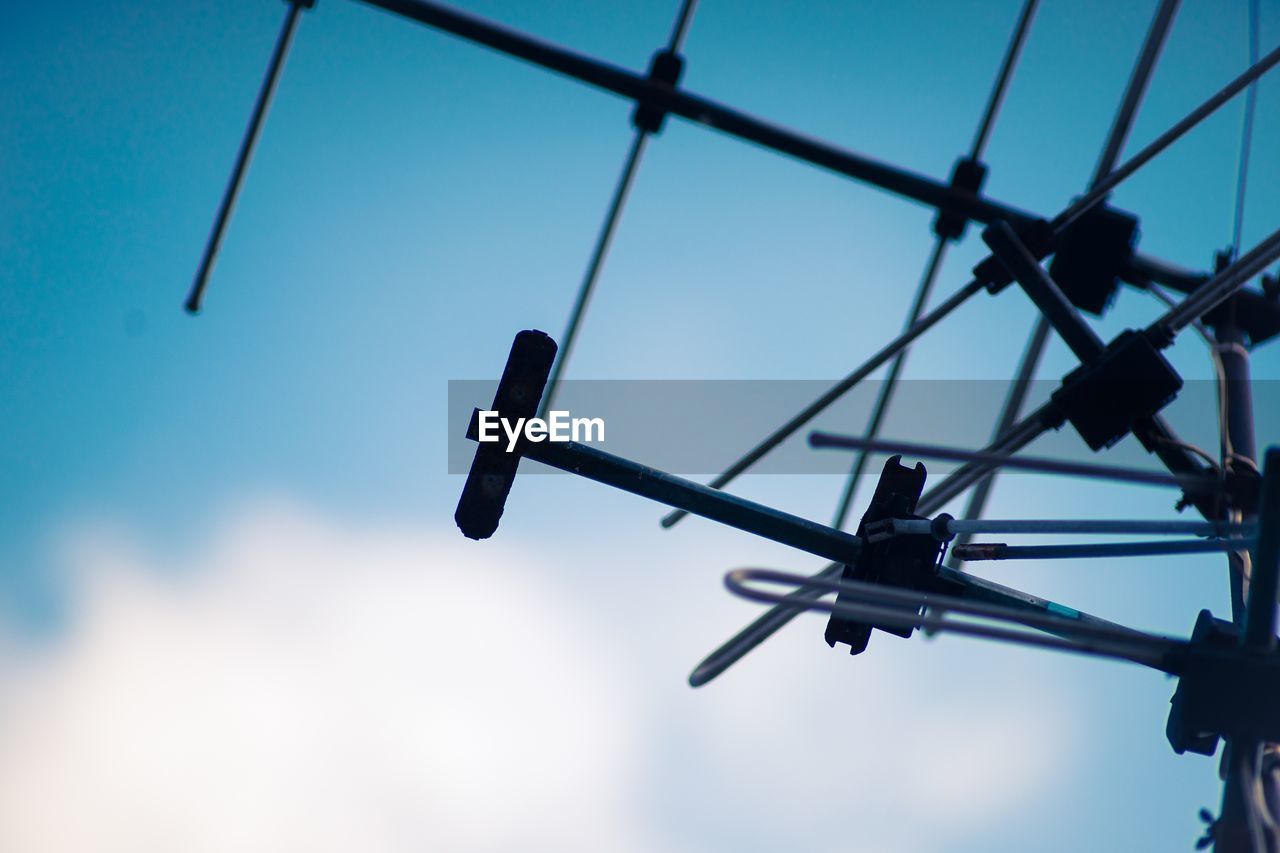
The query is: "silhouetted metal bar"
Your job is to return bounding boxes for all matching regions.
[1054,40,1280,234]
[1243,449,1279,647]
[356,0,1034,227]
[809,432,1216,492]
[511,436,863,566]
[884,517,1252,538]
[984,221,1105,362]
[540,0,699,415]
[664,41,1280,529]
[659,278,986,528]
[1155,226,1280,338]
[186,0,310,314]
[830,239,949,529]
[959,0,1177,546]
[829,0,1040,529]
[953,538,1254,562]
[970,0,1039,161]
[948,316,1050,556]
[725,568,1182,672]
[539,127,649,416]
[1090,0,1179,187]
[1219,448,1280,853]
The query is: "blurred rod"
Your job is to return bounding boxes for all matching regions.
[879,517,1253,539]
[830,240,949,528]
[830,0,1041,528]
[952,538,1255,562]
[540,0,699,414]
[955,0,1179,546]
[659,278,987,528]
[724,568,1182,672]
[970,0,1039,161]
[809,432,1218,492]
[186,0,311,314]
[1055,39,1280,234]
[1090,0,1179,188]
[665,34,1280,529]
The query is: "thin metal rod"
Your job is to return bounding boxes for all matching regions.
[506,435,863,566]
[1230,0,1261,257]
[185,1,307,314]
[660,278,986,528]
[540,131,650,416]
[724,568,1182,672]
[664,0,699,53]
[983,221,1105,363]
[540,0,700,414]
[1155,224,1280,337]
[830,0,1039,530]
[830,239,949,529]
[952,538,1254,562]
[1090,0,1180,186]
[808,432,1217,492]
[1055,40,1280,234]
[355,0,1036,227]
[970,0,1040,161]
[882,517,1253,538]
[961,0,1179,544]
[1243,449,1280,649]
[949,316,1050,556]
[666,32,1278,528]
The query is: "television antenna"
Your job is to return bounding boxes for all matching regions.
[188,0,1280,848]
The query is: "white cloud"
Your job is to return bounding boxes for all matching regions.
[0,499,1079,852]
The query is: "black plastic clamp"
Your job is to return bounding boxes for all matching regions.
[632,49,685,134]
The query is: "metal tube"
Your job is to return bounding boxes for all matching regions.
[970,0,1040,161]
[355,0,1035,227]
[1090,0,1180,186]
[725,568,1182,672]
[831,239,950,529]
[659,277,986,527]
[948,316,1050,559]
[885,517,1253,538]
[1243,448,1280,649]
[513,437,863,566]
[809,432,1214,491]
[540,131,650,415]
[185,0,309,314]
[983,221,1105,363]
[1155,226,1280,337]
[952,538,1254,562]
[1055,41,1280,233]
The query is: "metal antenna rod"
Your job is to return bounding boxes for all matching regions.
[1090,0,1180,188]
[970,0,1040,161]
[958,0,1181,549]
[185,0,312,314]
[951,538,1254,562]
[539,0,699,416]
[810,432,1219,492]
[880,517,1253,538]
[724,568,1183,671]
[830,0,1040,530]
[664,27,1275,530]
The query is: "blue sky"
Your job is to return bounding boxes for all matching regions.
[2,0,1279,850]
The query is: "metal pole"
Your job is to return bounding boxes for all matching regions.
[539,0,700,415]
[660,278,987,527]
[810,432,1215,491]
[952,538,1254,562]
[185,0,311,314]
[830,0,1041,529]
